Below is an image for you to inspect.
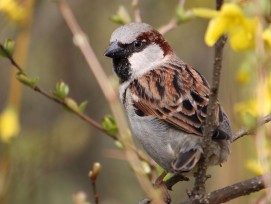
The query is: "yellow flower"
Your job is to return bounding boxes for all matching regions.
[235,99,257,127]
[0,106,20,143]
[246,159,264,175]
[264,75,271,114]
[236,65,251,85]
[263,27,271,47]
[193,3,257,51]
[0,0,26,23]
[235,73,271,125]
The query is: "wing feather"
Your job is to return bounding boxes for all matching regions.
[130,63,220,136]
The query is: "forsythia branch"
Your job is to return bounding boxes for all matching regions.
[3,39,271,203]
[58,2,162,200]
[0,43,110,137]
[0,42,157,171]
[232,113,271,142]
[132,0,142,23]
[158,0,186,35]
[181,173,271,204]
[192,0,226,196]
[2,0,271,203]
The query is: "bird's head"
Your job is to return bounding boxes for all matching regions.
[105,22,173,83]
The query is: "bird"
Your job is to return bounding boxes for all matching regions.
[104,22,232,174]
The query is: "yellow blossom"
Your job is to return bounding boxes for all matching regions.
[235,74,271,125]
[0,106,20,143]
[193,3,257,51]
[263,27,271,47]
[246,159,264,175]
[235,99,257,127]
[0,0,26,23]
[236,65,251,85]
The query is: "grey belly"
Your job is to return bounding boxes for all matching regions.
[128,114,231,173]
[128,114,202,172]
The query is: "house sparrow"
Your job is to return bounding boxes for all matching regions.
[105,22,232,173]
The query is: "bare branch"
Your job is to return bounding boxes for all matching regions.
[0,42,158,174]
[232,113,271,142]
[192,0,226,196]
[0,39,157,173]
[0,43,110,138]
[158,19,178,35]
[58,1,117,105]
[193,36,227,194]
[178,0,186,8]
[132,0,142,22]
[181,173,271,204]
[88,163,101,204]
[0,44,23,72]
[58,0,162,200]
[165,174,189,191]
[158,0,186,35]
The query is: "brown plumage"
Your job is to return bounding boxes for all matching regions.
[130,63,221,136]
[105,22,232,173]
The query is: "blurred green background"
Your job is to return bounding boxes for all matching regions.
[0,0,260,203]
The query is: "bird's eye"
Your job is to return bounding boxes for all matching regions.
[134,40,142,48]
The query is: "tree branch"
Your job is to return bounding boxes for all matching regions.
[0,41,159,171]
[0,43,110,137]
[58,1,162,201]
[181,173,271,204]
[158,19,178,35]
[132,0,142,23]
[0,44,23,72]
[158,0,186,35]
[232,113,271,142]
[164,174,189,191]
[192,12,227,197]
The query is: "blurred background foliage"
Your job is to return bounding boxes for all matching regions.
[0,0,268,203]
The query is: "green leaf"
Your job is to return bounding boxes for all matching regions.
[176,7,194,24]
[0,39,15,58]
[114,141,124,149]
[102,115,118,136]
[110,5,131,25]
[64,97,79,112]
[55,81,69,99]
[141,161,151,175]
[110,15,126,25]
[16,72,39,88]
[78,101,88,113]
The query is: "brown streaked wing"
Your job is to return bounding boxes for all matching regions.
[130,63,220,136]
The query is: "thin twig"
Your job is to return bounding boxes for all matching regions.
[91,180,99,204]
[132,0,142,22]
[34,86,109,136]
[158,19,178,35]
[192,0,226,196]
[165,174,189,191]
[58,1,162,201]
[158,0,186,35]
[0,43,112,139]
[0,41,157,168]
[88,163,101,204]
[232,113,271,142]
[58,1,117,104]
[181,173,271,204]
[0,44,23,72]
[0,46,106,135]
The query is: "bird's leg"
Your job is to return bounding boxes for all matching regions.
[153,171,171,204]
[154,171,167,187]
[164,173,190,190]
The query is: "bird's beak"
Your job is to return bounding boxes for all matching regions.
[104,41,125,58]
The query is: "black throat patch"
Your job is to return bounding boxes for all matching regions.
[113,57,131,83]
